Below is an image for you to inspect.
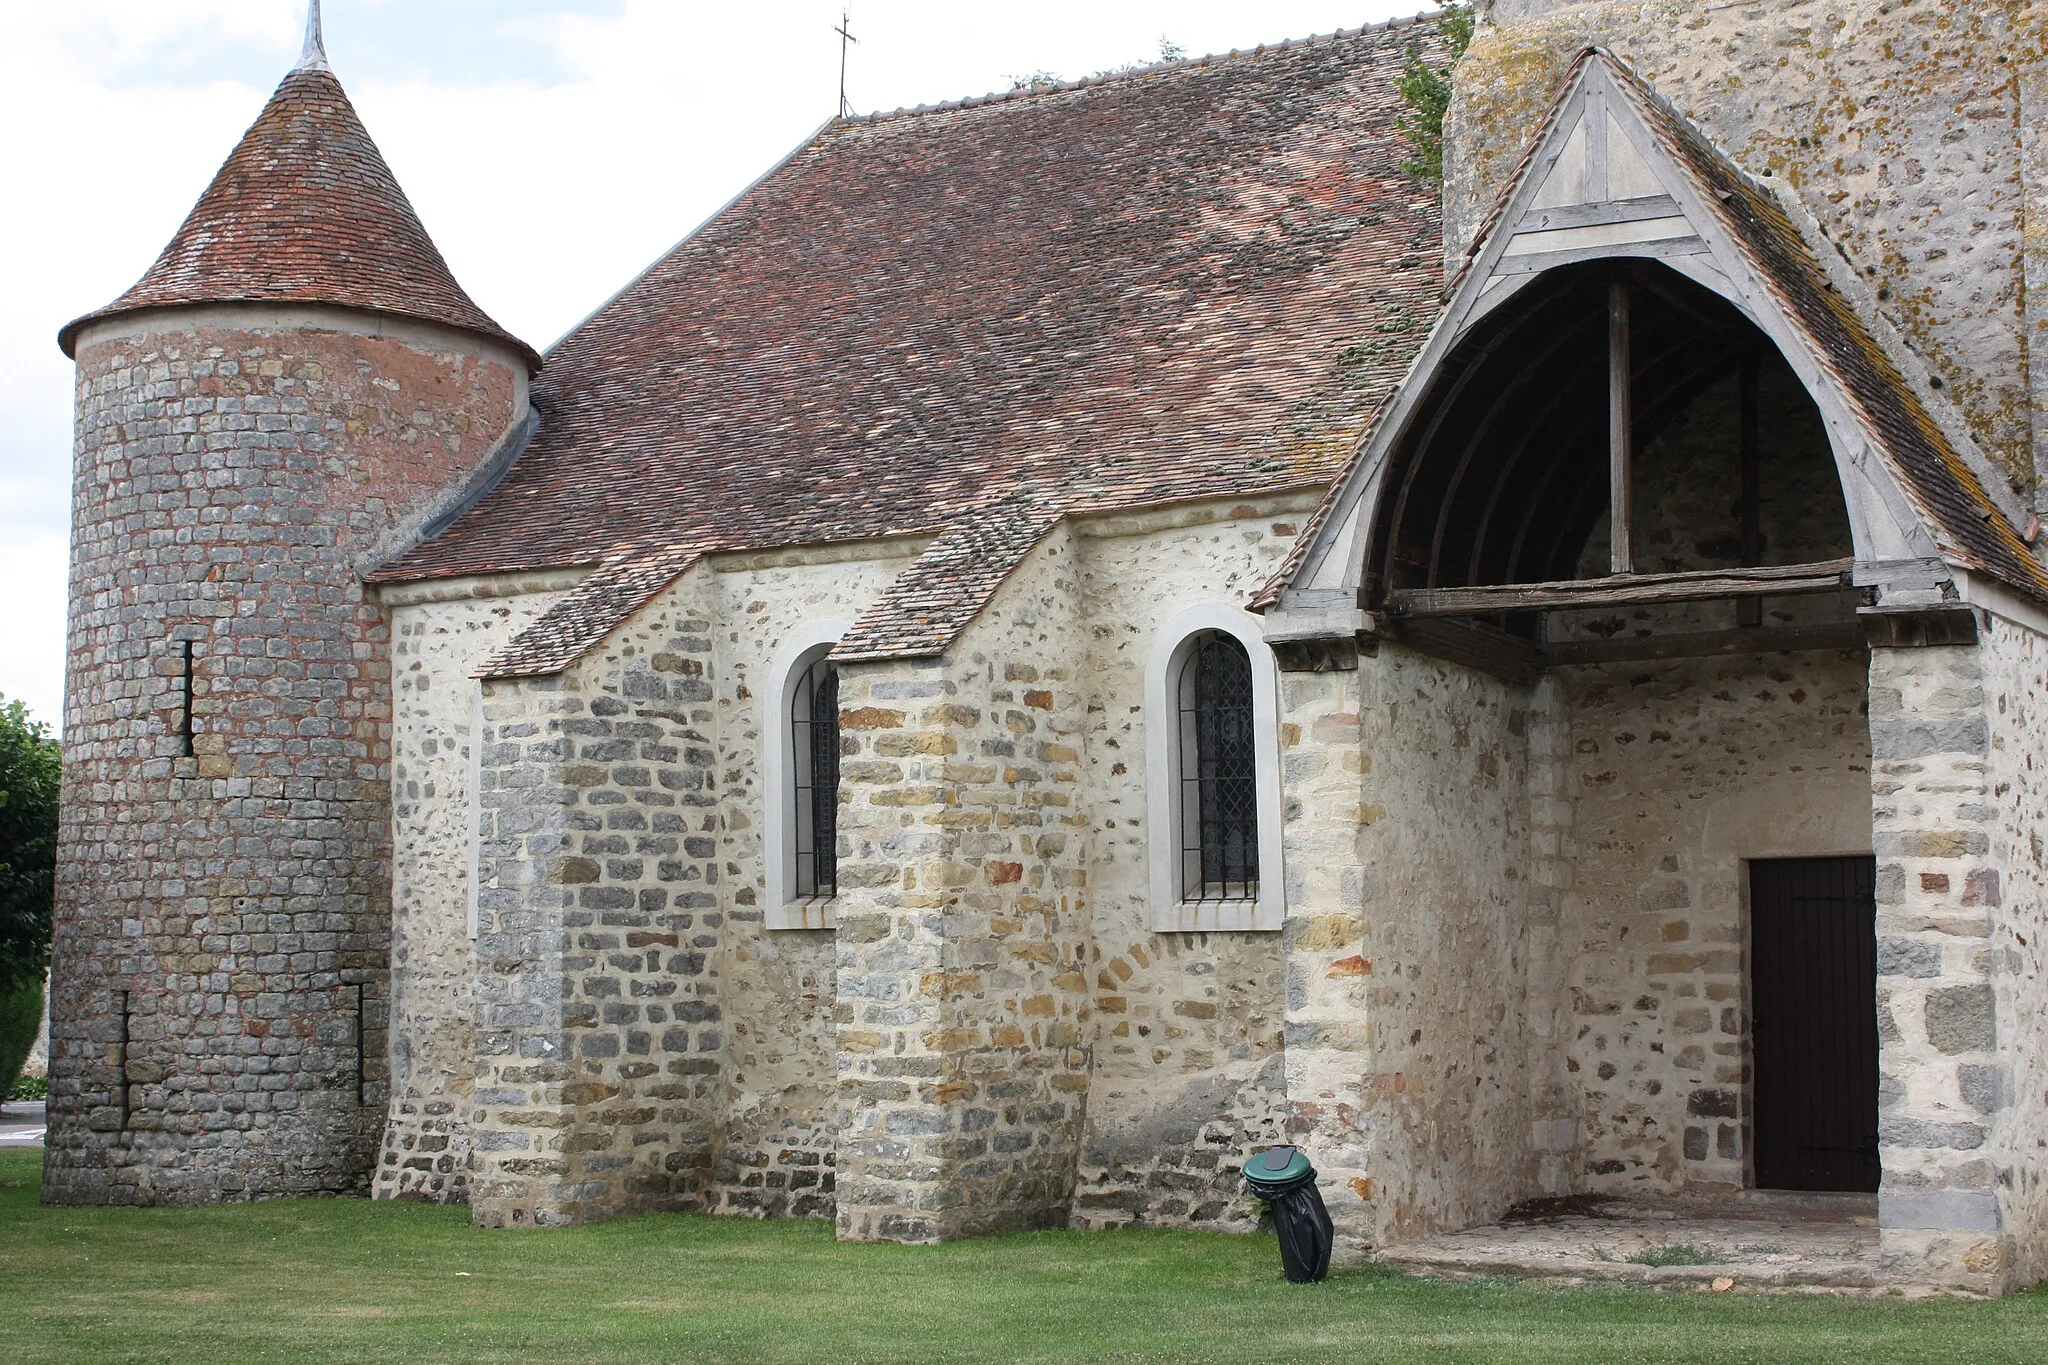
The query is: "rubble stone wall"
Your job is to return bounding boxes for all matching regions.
[374,579,568,1203]
[1065,499,1310,1231]
[1556,647,1873,1194]
[1524,676,1577,1196]
[383,498,1329,1237]
[46,309,522,1206]
[699,545,915,1220]
[1280,643,1537,1249]
[1981,613,2048,1290]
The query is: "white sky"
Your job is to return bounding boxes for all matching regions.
[0,0,1434,730]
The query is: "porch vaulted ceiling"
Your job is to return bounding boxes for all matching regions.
[1375,261,1765,598]
[1263,48,2048,656]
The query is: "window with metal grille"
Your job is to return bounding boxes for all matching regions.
[789,655,839,898]
[1175,631,1259,901]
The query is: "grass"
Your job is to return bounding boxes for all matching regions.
[4,1150,2047,1364]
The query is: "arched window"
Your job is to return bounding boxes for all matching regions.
[1176,633,1258,901]
[764,620,851,929]
[1145,605,1284,932]
[789,654,839,899]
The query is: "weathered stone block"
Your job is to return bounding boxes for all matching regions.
[1878,938,1943,979]
[1925,985,1996,1055]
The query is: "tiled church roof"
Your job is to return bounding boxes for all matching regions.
[59,67,537,370]
[382,19,1449,672]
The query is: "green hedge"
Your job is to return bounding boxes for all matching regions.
[0,977,42,1099]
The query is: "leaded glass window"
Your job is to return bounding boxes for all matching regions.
[790,655,839,898]
[1176,631,1258,901]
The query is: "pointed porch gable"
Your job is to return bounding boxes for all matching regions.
[1264,49,2048,649]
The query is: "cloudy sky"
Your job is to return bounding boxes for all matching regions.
[0,0,1433,729]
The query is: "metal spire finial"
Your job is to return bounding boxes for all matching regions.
[297,0,331,72]
[834,6,857,118]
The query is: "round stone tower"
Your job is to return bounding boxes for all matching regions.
[43,7,538,1205]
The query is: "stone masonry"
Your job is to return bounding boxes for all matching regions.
[1065,501,1309,1232]
[700,543,915,1221]
[1278,642,1538,1248]
[375,576,570,1202]
[376,496,1314,1237]
[1553,647,1873,1194]
[1981,614,2048,1289]
[1867,626,2039,1291]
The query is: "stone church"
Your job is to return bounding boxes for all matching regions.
[42,0,2048,1294]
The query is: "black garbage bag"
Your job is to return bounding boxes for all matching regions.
[1244,1145,1333,1284]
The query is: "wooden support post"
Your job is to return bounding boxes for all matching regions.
[1738,351,1763,627]
[1609,278,1633,575]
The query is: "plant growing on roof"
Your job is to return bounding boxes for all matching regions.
[1008,36,1187,92]
[1395,4,1474,185]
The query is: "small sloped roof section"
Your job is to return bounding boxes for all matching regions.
[832,494,1066,662]
[58,67,537,370]
[479,542,706,679]
[377,17,1446,621]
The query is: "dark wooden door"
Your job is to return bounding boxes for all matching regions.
[1749,856,1880,1192]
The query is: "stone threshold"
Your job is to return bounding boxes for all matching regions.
[1371,1191,1978,1296]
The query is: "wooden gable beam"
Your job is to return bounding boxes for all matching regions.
[1385,558,1855,618]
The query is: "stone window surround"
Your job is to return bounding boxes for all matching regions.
[764,618,852,929]
[1145,603,1285,932]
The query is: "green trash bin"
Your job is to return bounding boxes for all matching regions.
[1244,1145,1333,1283]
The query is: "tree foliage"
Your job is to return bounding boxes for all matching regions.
[0,696,60,994]
[1395,4,1474,185]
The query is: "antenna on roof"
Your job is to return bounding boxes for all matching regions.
[297,0,331,73]
[834,6,858,118]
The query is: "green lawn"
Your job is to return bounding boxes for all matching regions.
[3,1150,2045,1363]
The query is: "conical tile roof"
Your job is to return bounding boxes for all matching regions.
[59,65,537,370]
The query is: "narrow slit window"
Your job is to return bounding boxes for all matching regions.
[1176,632,1259,901]
[116,989,132,1130]
[352,984,367,1107]
[177,640,195,757]
[789,655,840,899]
